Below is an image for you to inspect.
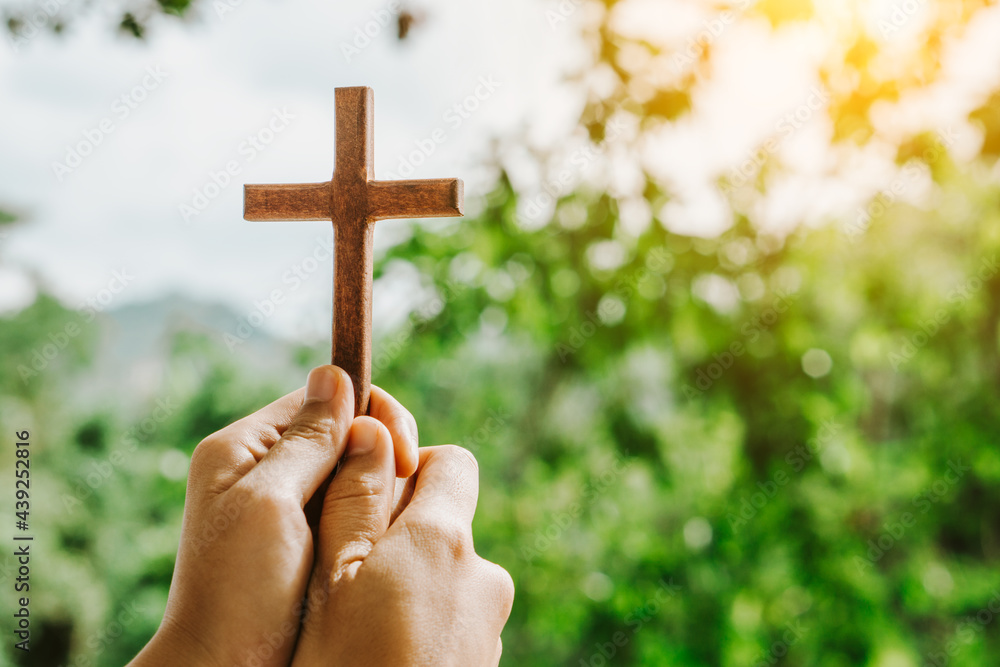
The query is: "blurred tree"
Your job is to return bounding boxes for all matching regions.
[4,2,1000,667]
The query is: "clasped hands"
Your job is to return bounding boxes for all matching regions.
[130,365,514,667]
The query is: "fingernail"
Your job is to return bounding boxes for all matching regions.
[350,419,379,456]
[305,366,338,403]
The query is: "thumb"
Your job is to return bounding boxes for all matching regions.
[243,365,355,506]
[317,416,396,580]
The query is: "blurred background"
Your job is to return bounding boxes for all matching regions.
[3,0,1000,665]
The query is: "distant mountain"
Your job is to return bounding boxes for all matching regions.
[91,293,305,407]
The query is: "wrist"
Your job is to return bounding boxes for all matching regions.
[129,617,227,667]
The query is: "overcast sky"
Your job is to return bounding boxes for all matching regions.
[0,0,584,342]
[2,0,999,345]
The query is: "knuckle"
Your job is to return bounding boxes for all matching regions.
[235,484,296,523]
[479,560,515,618]
[228,480,269,509]
[411,515,473,559]
[380,406,417,449]
[190,435,225,471]
[231,469,297,506]
[329,470,391,504]
[282,415,332,443]
[493,564,516,608]
[439,444,479,477]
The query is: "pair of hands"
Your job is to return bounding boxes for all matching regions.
[129,365,514,667]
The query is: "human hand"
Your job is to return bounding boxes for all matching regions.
[130,365,420,667]
[290,420,515,667]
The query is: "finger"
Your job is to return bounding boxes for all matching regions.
[317,417,396,579]
[493,638,503,667]
[369,385,419,477]
[215,386,306,453]
[389,475,416,525]
[240,366,354,505]
[392,445,480,530]
[188,387,306,488]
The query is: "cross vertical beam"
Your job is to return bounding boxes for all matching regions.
[331,88,375,414]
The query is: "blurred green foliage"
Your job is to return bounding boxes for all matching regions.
[3,167,1000,666]
[4,1,1000,666]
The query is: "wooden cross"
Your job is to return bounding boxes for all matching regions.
[244,87,463,415]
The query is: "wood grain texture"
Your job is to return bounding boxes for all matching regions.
[243,85,464,416]
[333,221,374,415]
[368,179,464,220]
[244,183,331,221]
[330,87,376,414]
[334,87,374,184]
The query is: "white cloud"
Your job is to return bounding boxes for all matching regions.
[0,0,576,340]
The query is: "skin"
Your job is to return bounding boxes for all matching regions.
[292,426,515,667]
[129,365,513,667]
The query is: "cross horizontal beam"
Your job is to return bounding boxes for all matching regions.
[243,178,463,222]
